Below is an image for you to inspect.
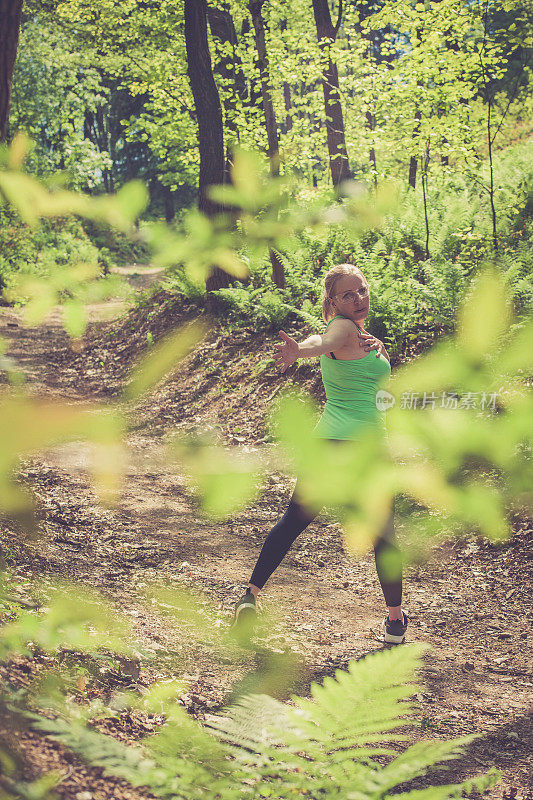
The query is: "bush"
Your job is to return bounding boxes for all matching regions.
[0,209,111,296]
[81,218,151,267]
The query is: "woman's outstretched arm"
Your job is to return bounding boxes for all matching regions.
[274,320,351,373]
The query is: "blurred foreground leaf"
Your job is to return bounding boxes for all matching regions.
[169,433,264,519]
[123,318,207,400]
[0,165,148,231]
[457,266,512,361]
[0,582,134,660]
[0,395,125,513]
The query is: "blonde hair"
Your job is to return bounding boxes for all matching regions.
[321,263,365,323]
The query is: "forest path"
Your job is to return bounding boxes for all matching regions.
[0,274,531,800]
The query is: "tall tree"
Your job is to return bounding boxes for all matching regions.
[0,0,23,142]
[207,5,246,181]
[407,107,421,189]
[248,0,285,288]
[248,0,279,174]
[311,0,351,186]
[184,0,231,291]
[352,0,388,188]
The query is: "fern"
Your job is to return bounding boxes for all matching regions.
[28,711,239,800]
[28,643,499,800]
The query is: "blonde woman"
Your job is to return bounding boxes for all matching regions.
[232,264,406,644]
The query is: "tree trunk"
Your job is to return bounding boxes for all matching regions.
[95,104,114,192]
[184,0,231,292]
[408,28,424,190]
[487,95,497,252]
[163,184,175,223]
[408,108,421,189]
[248,0,284,289]
[311,0,351,187]
[421,138,430,262]
[365,111,377,189]
[248,0,279,174]
[355,7,381,191]
[0,0,23,143]
[207,6,246,183]
[408,154,417,189]
[283,83,292,132]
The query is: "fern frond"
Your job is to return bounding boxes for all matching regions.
[377,766,501,800]
[378,785,468,800]
[372,736,476,792]
[271,643,426,756]
[28,713,156,785]
[26,644,496,800]
[28,711,237,800]
[205,643,490,798]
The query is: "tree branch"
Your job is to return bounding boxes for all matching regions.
[490,53,531,146]
[333,0,343,38]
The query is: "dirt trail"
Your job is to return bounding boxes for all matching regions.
[0,270,531,800]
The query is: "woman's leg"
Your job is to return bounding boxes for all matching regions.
[248,482,321,597]
[247,440,403,618]
[373,502,403,618]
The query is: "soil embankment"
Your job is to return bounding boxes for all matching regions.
[0,269,531,800]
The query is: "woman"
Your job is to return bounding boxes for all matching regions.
[232,264,407,644]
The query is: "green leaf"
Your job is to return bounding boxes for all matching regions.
[7,131,32,170]
[171,438,263,519]
[495,318,533,375]
[124,319,206,400]
[114,180,149,223]
[62,299,87,339]
[231,149,263,203]
[0,396,125,512]
[0,583,135,659]
[0,171,47,226]
[211,247,249,278]
[20,284,57,326]
[457,266,512,361]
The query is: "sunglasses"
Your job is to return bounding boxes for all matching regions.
[331,286,369,303]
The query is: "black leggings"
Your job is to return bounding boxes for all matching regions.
[249,447,402,607]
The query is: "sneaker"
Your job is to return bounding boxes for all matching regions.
[382,611,408,644]
[231,589,257,636]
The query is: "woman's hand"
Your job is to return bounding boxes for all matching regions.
[358,329,385,358]
[274,330,299,373]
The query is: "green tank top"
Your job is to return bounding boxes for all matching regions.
[312,315,392,441]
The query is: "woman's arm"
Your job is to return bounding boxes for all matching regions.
[274,321,351,372]
[296,334,325,357]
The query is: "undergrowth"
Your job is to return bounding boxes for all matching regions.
[0,573,500,800]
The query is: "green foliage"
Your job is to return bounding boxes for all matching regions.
[0,133,528,798]
[208,286,300,330]
[0,207,103,295]
[10,14,113,189]
[123,319,207,400]
[21,629,499,800]
[169,141,533,355]
[0,580,135,661]
[3,571,500,796]
[1,138,531,551]
[0,573,137,799]
[17,0,529,199]
[0,133,149,332]
[169,432,264,519]
[81,218,151,267]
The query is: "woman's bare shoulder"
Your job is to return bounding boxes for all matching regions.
[324,317,365,357]
[325,317,356,331]
[323,317,357,344]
